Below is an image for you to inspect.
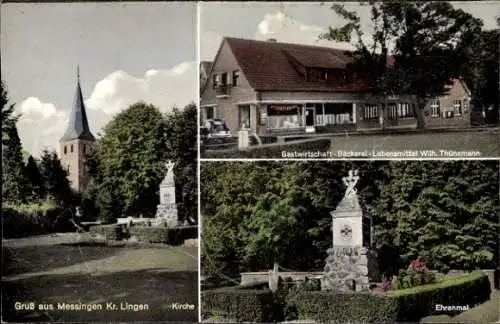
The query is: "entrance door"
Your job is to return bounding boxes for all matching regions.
[305,107,315,126]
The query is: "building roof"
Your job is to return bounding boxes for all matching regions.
[223,37,372,92]
[61,68,95,142]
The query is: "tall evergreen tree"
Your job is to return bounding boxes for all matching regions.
[39,149,72,205]
[2,120,31,203]
[25,155,46,201]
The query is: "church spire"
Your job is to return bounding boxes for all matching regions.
[60,66,95,142]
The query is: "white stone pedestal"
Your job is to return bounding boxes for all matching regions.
[238,130,249,149]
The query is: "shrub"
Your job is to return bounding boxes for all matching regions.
[392,257,436,290]
[129,225,197,245]
[2,200,71,238]
[289,273,491,323]
[201,287,275,322]
[89,224,124,241]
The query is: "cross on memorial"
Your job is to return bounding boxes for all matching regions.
[341,226,352,237]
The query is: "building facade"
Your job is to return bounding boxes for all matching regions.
[59,68,95,193]
[200,37,472,136]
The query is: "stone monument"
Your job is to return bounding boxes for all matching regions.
[322,170,372,292]
[155,161,179,227]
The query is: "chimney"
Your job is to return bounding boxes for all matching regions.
[267,38,277,42]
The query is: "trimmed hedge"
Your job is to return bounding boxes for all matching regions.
[202,288,275,322]
[2,203,73,238]
[129,225,198,245]
[289,272,491,323]
[288,291,397,323]
[89,224,124,241]
[201,138,331,158]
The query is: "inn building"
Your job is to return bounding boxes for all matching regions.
[200,37,472,136]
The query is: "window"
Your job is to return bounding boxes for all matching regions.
[64,146,67,154]
[83,144,86,153]
[232,70,239,86]
[363,104,378,120]
[70,144,74,153]
[454,100,462,115]
[205,106,216,120]
[398,103,413,119]
[212,74,218,88]
[67,165,70,173]
[430,99,440,117]
[320,71,327,81]
[221,72,228,86]
[239,105,251,129]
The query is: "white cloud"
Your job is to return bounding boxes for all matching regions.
[253,11,357,51]
[86,62,196,115]
[17,98,68,156]
[20,97,58,119]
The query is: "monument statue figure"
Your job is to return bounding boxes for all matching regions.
[155,160,179,227]
[343,169,359,196]
[323,169,372,292]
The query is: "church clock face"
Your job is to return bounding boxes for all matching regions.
[340,224,353,242]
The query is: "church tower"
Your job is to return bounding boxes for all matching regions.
[59,66,95,193]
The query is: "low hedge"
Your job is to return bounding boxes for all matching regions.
[388,272,491,321]
[201,287,275,322]
[288,272,491,323]
[287,291,397,323]
[201,138,331,158]
[129,225,198,245]
[89,224,124,241]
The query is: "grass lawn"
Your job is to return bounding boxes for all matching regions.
[2,235,198,322]
[329,129,499,157]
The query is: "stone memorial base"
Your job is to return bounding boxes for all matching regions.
[322,247,370,292]
[155,204,179,228]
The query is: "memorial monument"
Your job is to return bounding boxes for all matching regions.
[155,161,179,227]
[322,169,374,292]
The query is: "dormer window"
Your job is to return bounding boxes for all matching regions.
[232,70,239,86]
[221,72,228,86]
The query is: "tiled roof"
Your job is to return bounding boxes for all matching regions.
[61,71,95,142]
[224,37,372,92]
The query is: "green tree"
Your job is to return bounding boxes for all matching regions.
[372,161,499,272]
[201,161,349,278]
[468,28,499,123]
[1,79,19,144]
[321,1,483,128]
[164,103,198,224]
[39,149,72,205]
[25,155,46,201]
[92,102,167,221]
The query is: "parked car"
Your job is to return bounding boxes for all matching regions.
[201,119,231,138]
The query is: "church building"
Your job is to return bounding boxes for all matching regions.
[59,67,95,193]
